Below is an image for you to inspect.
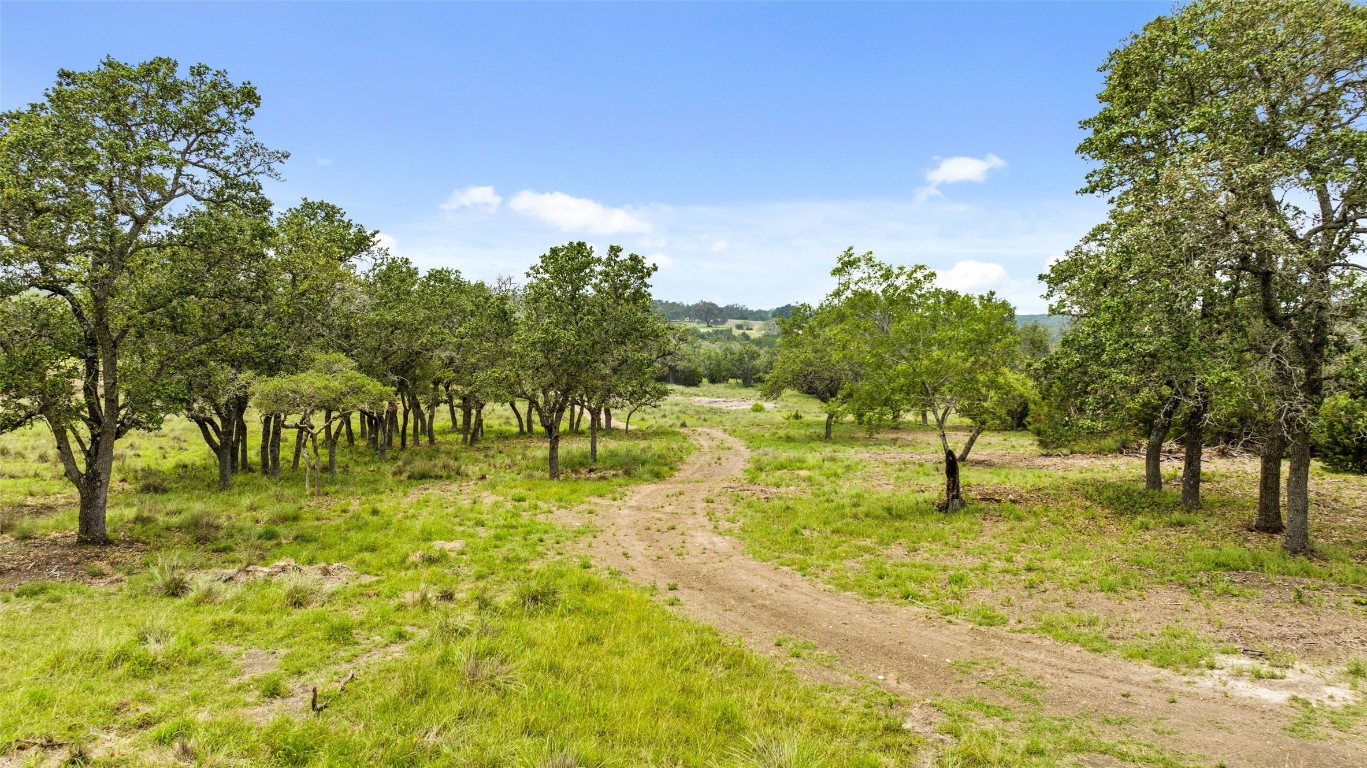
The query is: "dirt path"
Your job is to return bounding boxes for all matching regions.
[558,428,1366,768]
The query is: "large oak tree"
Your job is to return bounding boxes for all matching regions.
[0,58,285,542]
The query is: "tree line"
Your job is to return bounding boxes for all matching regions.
[651,299,795,325]
[0,58,671,544]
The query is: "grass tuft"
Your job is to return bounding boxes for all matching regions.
[148,554,190,598]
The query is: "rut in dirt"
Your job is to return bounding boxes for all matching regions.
[558,427,1366,768]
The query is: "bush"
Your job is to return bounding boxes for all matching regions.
[1314,392,1367,473]
[750,402,766,412]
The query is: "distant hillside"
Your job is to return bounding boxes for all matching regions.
[1016,314,1071,340]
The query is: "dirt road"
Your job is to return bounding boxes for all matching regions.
[558,428,1366,768]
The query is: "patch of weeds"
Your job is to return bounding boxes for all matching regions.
[279,572,325,608]
[961,603,1009,627]
[1287,696,1367,739]
[512,572,562,612]
[463,652,517,690]
[257,672,288,699]
[133,468,172,494]
[10,518,39,540]
[187,579,224,605]
[171,507,221,544]
[1026,612,1114,654]
[147,554,190,598]
[1122,625,1215,671]
[729,733,829,768]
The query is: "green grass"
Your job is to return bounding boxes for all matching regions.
[0,394,1340,766]
[699,397,1367,674]
[0,408,917,766]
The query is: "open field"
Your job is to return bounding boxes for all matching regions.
[2,387,1366,767]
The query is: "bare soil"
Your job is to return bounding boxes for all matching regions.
[683,396,782,411]
[0,532,144,588]
[555,428,1367,768]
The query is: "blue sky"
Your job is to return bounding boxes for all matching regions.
[1,1,1168,313]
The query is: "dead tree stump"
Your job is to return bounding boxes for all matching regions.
[944,449,963,513]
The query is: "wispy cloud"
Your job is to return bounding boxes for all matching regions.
[508,190,652,235]
[316,156,334,166]
[915,153,1007,202]
[440,185,502,213]
[388,192,1103,313]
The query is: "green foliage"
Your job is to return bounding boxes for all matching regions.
[1314,393,1367,474]
[1073,0,1367,552]
[0,56,286,539]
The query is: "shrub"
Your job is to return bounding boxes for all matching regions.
[750,402,766,413]
[1314,392,1367,473]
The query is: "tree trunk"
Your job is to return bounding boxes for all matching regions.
[225,411,239,475]
[604,407,613,435]
[475,405,484,439]
[77,467,112,544]
[260,415,271,476]
[194,413,234,492]
[345,414,355,446]
[399,401,409,450]
[1146,392,1180,491]
[327,430,338,479]
[590,408,600,462]
[548,427,561,480]
[216,438,234,491]
[1180,397,1205,508]
[1255,432,1285,534]
[410,394,423,447]
[932,406,952,457]
[957,424,983,463]
[461,397,472,444]
[1283,424,1312,555]
[920,409,928,426]
[426,402,437,445]
[824,412,834,440]
[447,391,458,431]
[510,401,525,434]
[291,425,305,471]
[943,449,962,514]
[269,415,282,478]
[236,398,250,473]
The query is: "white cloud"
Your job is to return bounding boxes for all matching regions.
[709,239,729,253]
[648,253,673,269]
[316,156,334,167]
[925,154,1006,185]
[440,185,503,213]
[508,190,652,235]
[934,260,1012,293]
[915,154,1007,203]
